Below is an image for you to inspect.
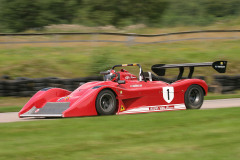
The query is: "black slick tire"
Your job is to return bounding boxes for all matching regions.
[184,85,204,109]
[96,90,117,115]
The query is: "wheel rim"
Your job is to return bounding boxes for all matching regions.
[100,93,114,112]
[189,88,200,105]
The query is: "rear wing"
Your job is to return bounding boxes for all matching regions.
[151,61,227,80]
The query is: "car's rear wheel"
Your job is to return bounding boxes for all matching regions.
[184,85,204,109]
[96,90,117,115]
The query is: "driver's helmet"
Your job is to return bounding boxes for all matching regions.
[104,70,118,81]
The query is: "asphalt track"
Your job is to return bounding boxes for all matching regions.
[0,98,240,123]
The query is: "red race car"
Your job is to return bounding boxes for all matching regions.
[19,61,227,118]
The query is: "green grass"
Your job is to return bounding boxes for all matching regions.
[205,91,240,100]
[0,106,21,113]
[0,97,28,113]
[0,107,239,160]
[0,39,239,79]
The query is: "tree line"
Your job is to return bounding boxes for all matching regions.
[0,0,240,32]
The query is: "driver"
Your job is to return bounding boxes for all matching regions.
[104,70,118,81]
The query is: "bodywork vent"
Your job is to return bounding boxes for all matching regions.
[20,102,70,117]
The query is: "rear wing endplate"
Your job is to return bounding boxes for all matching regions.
[151,61,227,80]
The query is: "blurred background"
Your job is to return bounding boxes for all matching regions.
[0,1,240,160]
[0,0,240,96]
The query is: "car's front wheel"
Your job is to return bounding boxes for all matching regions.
[184,85,204,109]
[96,90,117,115]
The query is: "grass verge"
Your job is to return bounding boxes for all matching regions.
[0,97,28,113]
[0,107,239,160]
[0,106,21,113]
[0,39,239,78]
[205,91,240,100]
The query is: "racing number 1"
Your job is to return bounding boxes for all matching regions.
[167,89,170,100]
[163,87,174,103]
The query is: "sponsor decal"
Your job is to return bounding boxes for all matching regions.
[215,65,225,68]
[163,87,174,103]
[117,104,185,114]
[149,105,174,111]
[125,76,137,80]
[65,96,71,101]
[215,61,226,68]
[130,84,142,87]
[120,105,126,111]
[35,109,40,113]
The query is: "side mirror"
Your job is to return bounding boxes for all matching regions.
[117,80,125,84]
